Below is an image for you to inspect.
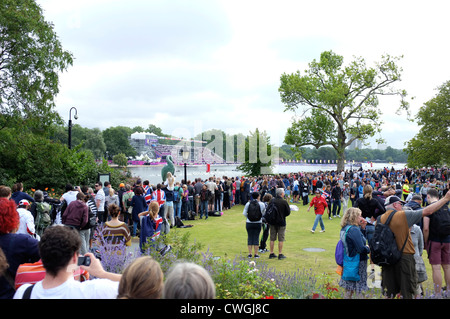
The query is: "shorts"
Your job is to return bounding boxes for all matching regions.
[427,241,450,265]
[208,194,215,205]
[195,195,200,206]
[269,225,286,242]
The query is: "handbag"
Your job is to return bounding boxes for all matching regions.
[342,253,360,281]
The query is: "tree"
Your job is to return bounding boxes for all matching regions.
[113,153,128,167]
[237,128,275,176]
[280,50,409,171]
[102,126,136,158]
[404,80,450,168]
[0,0,73,133]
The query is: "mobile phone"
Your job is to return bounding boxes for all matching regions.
[77,256,91,267]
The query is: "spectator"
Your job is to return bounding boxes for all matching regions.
[308,189,329,233]
[13,225,121,299]
[16,200,36,238]
[259,193,272,254]
[102,204,131,247]
[131,186,148,237]
[62,192,89,255]
[95,182,106,225]
[163,262,215,299]
[121,184,134,227]
[199,184,209,220]
[338,207,370,298]
[105,187,120,217]
[0,199,40,299]
[379,191,450,299]
[11,182,34,205]
[60,183,79,206]
[423,188,450,297]
[0,186,12,200]
[117,256,163,299]
[243,192,265,258]
[268,188,291,260]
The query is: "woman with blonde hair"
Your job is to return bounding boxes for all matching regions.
[117,256,163,299]
[338,207,370,298]
[138,201,163,252]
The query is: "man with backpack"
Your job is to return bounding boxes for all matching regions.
[423,188,450,297]
[266,188,291,260]
[375,191,450,298]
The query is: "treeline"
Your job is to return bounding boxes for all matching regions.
[279,145,408,163]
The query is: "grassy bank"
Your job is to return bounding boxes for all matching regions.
[179,196,436,293]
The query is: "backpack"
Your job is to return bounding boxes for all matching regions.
[335,225,352,266]
[293,183,299,192]
[264,200,280,225]
[124,191,134,208]
[173,187,181,203]
[369,210,408,266]
[247,200,262,222]
[35,202,52,236]
[429,205,450,239]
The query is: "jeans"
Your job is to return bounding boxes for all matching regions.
[312,214,325,231]
[200,200,208,219]
[332,199,341,216]
[173,201,181,219]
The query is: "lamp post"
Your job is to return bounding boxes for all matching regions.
[181,144,190,184]
[68,107,78,149]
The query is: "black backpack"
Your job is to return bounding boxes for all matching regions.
[247,200,262,221]
[370,210,408,266]
[264,199,280,225]
[429,205,450,239]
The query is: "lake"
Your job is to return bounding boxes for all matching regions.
[128,162,407,185]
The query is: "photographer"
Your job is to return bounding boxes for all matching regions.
[14,225,121,299]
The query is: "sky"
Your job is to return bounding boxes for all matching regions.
[36,0,450,150]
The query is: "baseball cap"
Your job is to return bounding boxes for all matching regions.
[384,195,405,206]
[19,199,30,206]
[119,183,125,188]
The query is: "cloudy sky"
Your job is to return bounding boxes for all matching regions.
[37,0,450,149]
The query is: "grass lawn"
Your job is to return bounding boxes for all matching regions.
[179,196,437,293]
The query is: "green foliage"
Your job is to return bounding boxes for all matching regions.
[237,128,275,176]
[280,50,409,170]
[113,153,128,167]
[0,0,73,133]
[102,126,137,158]
[405,80,450,168]
[212,258,286,299]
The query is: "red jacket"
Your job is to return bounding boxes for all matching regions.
[309,196,328,215]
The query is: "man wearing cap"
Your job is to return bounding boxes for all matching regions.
[378,191,450,298]
[17,200,37,238]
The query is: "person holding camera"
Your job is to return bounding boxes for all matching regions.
[14,225,121,299]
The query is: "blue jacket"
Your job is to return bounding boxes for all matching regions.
[341,225,370,261]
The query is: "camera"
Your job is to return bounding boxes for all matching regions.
[77,256,91,267]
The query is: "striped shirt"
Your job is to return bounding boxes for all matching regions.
[101,222,131,246]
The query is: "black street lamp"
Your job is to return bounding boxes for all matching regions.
[68,107,78,149]
[181,144,190,184]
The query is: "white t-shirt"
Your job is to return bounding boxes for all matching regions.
[13,277,119,299]
[62,191,79,206]
[17,208,36,236]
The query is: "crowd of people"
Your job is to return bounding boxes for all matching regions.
[0,165,449,299]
